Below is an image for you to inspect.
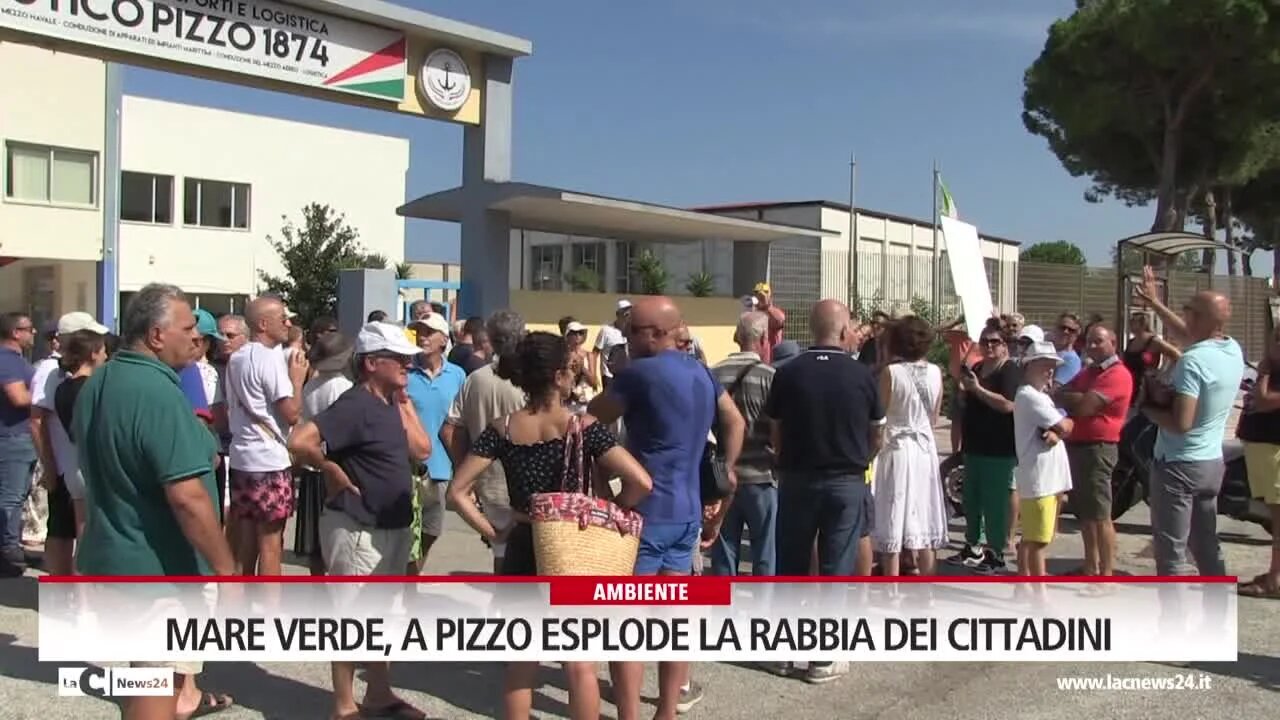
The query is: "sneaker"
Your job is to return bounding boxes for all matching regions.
[755,661,793,677]
[804,662,849,685]
[675,681,705,714]
[974,550,1008,575]
[946,544,984,567]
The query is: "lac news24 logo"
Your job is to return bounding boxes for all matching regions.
[58,666,173,697]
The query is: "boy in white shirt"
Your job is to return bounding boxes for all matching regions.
[1013,341,1075,576]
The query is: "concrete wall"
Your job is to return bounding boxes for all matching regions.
[511,290,744,365]
[0,42,105,262]
[119,96,409,295]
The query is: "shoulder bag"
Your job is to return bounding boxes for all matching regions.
[530,415,645,575]
[700,361,759,503]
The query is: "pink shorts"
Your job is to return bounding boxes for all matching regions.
[228,469,296,523]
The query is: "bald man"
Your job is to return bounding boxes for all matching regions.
[763,300,884,684]
[1141,290,1243,576]
[589,296,746,719]
[226,296,308,576]
[1055,325,1133,576]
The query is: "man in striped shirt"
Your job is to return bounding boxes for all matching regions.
[707,311,777,576]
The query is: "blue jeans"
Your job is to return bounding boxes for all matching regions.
[0,434,36,558]
[711,482,777,576]
[777,471,873,576]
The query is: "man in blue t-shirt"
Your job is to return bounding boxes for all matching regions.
[589,296,744,718]
[1140,289,1244,576]
[406,314,465,571]
[1053,313,1084,385]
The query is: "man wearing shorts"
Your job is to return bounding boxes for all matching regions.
[406,314,466,572]
[1238,329,1280,598]
[442,310,527,574]
[74,284,235,720]
[763,300,882,684]
[1056,325,1132,576]
[226,296,308,576]
[590,296,744,718]
[289,322,430,720]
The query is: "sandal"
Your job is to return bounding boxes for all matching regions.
[177,692,234,720]
[1239,573,1269,588]
[1238,579,1280,600]
[361,700,426,720]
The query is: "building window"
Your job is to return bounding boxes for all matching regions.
[568,242,606,292]
[615,241,644,294]
[120,171,174,224]
[531,245,564,291]
[183,177,250,229]
[4,142,97,205]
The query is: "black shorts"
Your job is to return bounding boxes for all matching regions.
[47,476,76,540]
[500,523,538,576]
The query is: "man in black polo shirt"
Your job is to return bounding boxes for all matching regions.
[765,300,884,683]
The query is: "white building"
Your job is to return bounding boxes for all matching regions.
[0,42,409,323]
[701,201,1020,338]
[486,198,1019,343]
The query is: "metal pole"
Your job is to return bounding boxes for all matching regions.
[98,61,123,330]
[931,160,940,322]
[847,153,857,311]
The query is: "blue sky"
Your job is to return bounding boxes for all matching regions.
[123,0,1261,270]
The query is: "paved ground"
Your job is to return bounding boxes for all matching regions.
[1,498,1277,720]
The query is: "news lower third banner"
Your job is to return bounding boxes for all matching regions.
[37,578,1237,663]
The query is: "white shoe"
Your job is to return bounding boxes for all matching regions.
[804,661,849,684]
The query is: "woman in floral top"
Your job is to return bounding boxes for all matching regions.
[447,331,652,720]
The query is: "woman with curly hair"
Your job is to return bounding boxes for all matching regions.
[447,331,652,720]
[872,316,949,576]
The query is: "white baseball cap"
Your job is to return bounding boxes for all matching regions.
[1022,340,1063,366]
[57,311,109,336]
[355,322,422,356]
[411,314,451,337]
[1018,324,1046,343]
[616,299,633,311]
[565,321,588,333]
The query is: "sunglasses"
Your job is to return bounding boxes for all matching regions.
[1058,325,1080,334]
[980,337,1005,346]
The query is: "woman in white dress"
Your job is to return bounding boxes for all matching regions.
[872,316,950,576]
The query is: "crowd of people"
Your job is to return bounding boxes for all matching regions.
[0,269,1276,720]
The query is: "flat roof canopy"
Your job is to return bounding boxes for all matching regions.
[399,182,833,243]
[1116,231,1234,257]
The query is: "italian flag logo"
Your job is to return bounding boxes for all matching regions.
[324,38,406,101]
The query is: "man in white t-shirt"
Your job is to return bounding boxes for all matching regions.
[1012,340,1074,577]
[32,312,108,575]
[593,299,631,390]
[226,296,308,575]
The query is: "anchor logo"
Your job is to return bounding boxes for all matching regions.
[420,49,470,112]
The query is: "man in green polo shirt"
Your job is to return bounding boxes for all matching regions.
[74,283,234,720]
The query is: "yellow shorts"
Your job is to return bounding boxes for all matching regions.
[1245,442,1280,505]
[1019,495,1060,545]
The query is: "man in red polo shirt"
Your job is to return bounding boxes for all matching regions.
[1055,325,1132,576]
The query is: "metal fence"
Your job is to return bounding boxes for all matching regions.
[1017,262,1274,360]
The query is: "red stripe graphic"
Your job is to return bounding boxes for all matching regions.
[39,575,1241,585]
[323,37,405,86]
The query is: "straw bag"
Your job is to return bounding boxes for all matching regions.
[530,415,644,576]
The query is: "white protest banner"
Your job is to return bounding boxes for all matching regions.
[940,215,995,341]
[1,0,407,101]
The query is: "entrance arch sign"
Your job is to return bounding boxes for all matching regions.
[3,0,411,101]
